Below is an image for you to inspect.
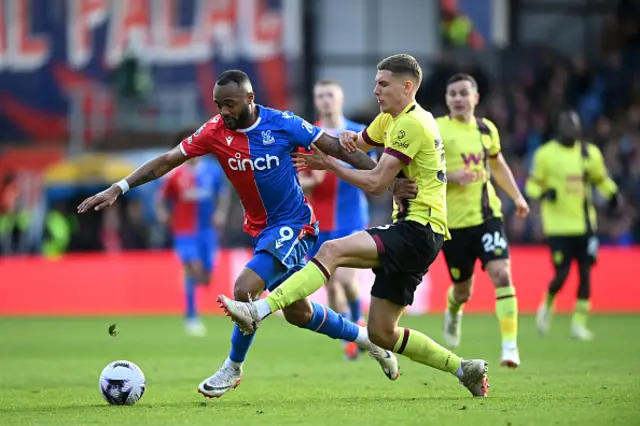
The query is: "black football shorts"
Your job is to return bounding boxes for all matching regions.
[366,220,444,306]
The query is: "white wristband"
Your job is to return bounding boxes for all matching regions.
[115,179,130,194]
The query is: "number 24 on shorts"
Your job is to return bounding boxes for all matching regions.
[482,232,507,253]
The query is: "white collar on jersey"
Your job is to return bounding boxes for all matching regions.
[236,116,261,133]
[236,107,264,133]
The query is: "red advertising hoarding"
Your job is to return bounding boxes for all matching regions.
[1,246,638,316]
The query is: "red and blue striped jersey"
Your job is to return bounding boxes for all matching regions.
[311,119,371,232]
[180,106,323,237]
[157,157,226,235]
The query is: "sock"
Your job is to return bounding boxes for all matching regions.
[263,259,330,316]
[348,298,362,323]
[393,327,462,375]
[228,325,256,364]
[446,286,463,315]
[353,326,378,351]
[544,292,556,309]
[301,302,359,341]
[185,276,197,320]
[572,299,590,327]
[495,286,518,346]
[223,357,243,371]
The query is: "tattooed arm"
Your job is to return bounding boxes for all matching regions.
[127,146,187,189]
[77,145,188,213]
[313,133,377,171]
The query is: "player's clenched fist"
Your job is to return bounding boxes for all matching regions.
[77,185,121,213]
[339,130,359,153]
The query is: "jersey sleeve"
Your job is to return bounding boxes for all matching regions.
[525,147,547,199]
[383,116,424,165]
[362,113,386,147]
[179,119,216,158]
[587,144,618,198]
[281,111,324,149]
[485,119,501,157]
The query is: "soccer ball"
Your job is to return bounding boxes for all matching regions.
[99,360,146,405]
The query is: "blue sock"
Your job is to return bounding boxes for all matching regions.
[229,325,256,363]
[185,276,197,320]
[301,302,359,341]
[348,299,362,323]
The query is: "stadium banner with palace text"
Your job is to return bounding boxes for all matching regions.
[1,246,639,316]
[0,0,289,143]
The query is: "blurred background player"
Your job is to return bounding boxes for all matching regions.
[526,111,619,341]
[298,79,370,360]
[436,73,529,368]
[156,129,230,336]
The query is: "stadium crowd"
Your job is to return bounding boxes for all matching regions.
[1,6,639,255]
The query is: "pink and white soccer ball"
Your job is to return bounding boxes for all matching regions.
[99,360,146,405]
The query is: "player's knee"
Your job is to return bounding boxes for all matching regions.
[315,239,340,264]
[453,281,473,303]
[489,267,511,288]
[282,303,313,327]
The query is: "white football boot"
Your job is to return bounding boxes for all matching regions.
[217,295,261,335]
[536,303,552,335]
[443,310,462,349]
[368,347,400,381]
[570,323,594,341]
[185,318,207,337]
[459,359,490,397]
[500,345,520,369]
[198,364,242,398]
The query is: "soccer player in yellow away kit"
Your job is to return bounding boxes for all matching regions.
[219,54,489,397]
[435,74,529,368]
[525,111,619,341]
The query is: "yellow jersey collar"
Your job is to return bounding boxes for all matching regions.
[394,101,417,120]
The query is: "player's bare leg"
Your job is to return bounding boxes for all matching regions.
[486,259,520,368]
[537,260,571,336]
[218,231,399,378]
[220,231,380,332]
[329,267,365,360]
[184,261,208,337]
[198,267,265,398]
[443,278,472,349]
[368,296,488,397]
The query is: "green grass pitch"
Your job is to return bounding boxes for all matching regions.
[1,315,638,425]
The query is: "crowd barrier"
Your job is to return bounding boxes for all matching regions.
[1,247,638,316]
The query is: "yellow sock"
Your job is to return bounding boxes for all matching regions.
[446,286,464,315]
[572,299,590,327]
[266,259,330,312]
[393,327,461,374]
[495,286,518,345]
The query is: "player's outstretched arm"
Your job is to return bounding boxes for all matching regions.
[313,133,377,171]
[293,148,403,196]
[77,146,188,213]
